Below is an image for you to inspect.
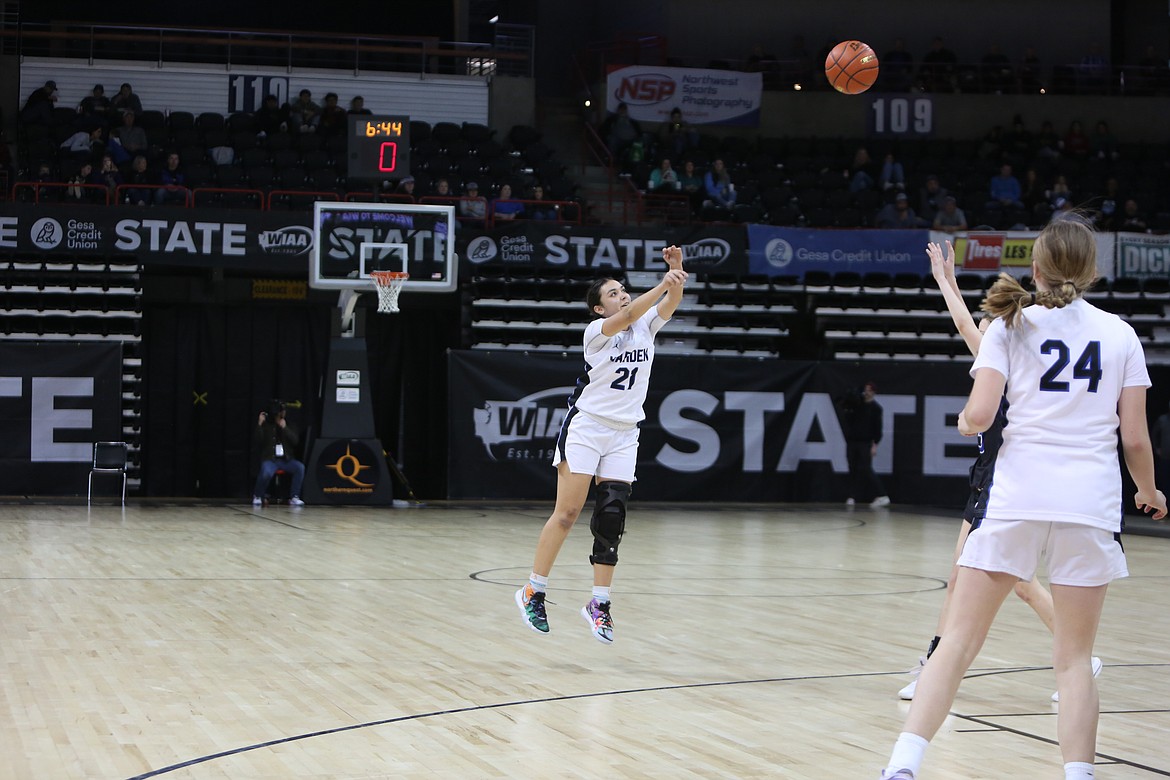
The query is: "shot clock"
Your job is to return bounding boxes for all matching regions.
[346,115,412,181]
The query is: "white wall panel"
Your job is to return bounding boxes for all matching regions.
[20,58,488,125]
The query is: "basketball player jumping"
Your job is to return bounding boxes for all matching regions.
[515,245,687,644]
[879,216,1166,780]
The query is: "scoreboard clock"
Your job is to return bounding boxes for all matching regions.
[346,115,412,181]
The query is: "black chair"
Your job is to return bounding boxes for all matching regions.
[89,441,128,505]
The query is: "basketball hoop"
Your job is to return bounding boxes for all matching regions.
[370,271,409,313]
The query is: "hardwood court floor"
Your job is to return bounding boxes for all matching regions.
[0,501,1167,779]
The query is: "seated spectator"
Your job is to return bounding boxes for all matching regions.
[65,161,103,203]
[917,174,948,223]
[77,84,111,130]
[1004,116,1033,163]
[1090,120,1119,160]
[155,152,186,205]
[287,89,321,133]
[658,108,698,159]
[32,162,57,202]
[123,155,154,206]
[491,183,524,220]
[679,159,704,202]
[527,184,559,220]
[1117,199,1148,232]
[980,43,1014,93]
[20,80,57,125]
[919,36,958,92]
[649,157,680,193]
[111,110,148,159]
[874,192,918,228]
[1049,196,1074,222]
[1094,175,1122,229]
[395,175,416,201]
[600,102,644,164]
[252,402,305,507]
[1060,120,1090,159]
[847,147,875,192]
[932,195,968,234]
[111,83,143,117]
[94,154,123,197]
[1046,174,1072,207]
[878,153,905,191]
[256,94,289,137]
[703,158,736,208]
[987,163,1023,210]
[977,124,1004,159]
[1019,46,1043,92]
[432,178,452,198]
[319,93,347,137]
[1019,167,1046,211]
[60,126,105,159]
[457,181,487,226]
[881,39,915,91]
[1035,119,1060,159]
[348,96,372,115]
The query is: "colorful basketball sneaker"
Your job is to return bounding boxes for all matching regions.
[580,598,614,644]
[515,584,549,634]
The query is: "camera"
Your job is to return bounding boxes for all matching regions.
[263,399,286,419]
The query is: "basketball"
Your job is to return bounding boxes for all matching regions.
[825,40,880,94]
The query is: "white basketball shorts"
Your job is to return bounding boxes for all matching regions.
[552,409,640,483]
[958,517,1128,587]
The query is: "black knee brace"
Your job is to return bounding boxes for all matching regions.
[589,481,630,566]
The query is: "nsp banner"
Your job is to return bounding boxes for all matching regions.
[448,351,980,504]
[605,65,763,126]
[0,341,123,495]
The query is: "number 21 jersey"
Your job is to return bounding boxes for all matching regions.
[569,305,668,427]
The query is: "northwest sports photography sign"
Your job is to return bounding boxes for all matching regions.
[448,351,985,504]
[605,65,763,126]
[748,225,930,277]
[459,222,748,274]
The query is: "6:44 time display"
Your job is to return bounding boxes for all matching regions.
[347,114,412,181]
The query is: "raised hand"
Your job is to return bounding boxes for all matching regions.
[926,240,956,282]
[662,268,688,289]
[663,244,684,271]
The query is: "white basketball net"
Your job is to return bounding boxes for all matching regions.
[371,271,408,314]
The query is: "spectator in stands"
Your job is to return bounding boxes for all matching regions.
[840,380,889,507]
[256,94,289,138]
[987,163,1023,210]
[703,158,736,209]
[1060,120,1090,159]
[917,174,948,224]
[933,195,968,234]
[977,124,1004,160]
[1094,176,1122,229]
[1034,119,1060,160]
[319,93,347,137]
[1020,167,1046,213]
[600,102,644,165]
[123,155,153,206]
[287,89,321,133]
[528,184,559,221]
[1049,196,1074,222]
[348,96,372,115]
[678,159,704,212]
[658,107,697,159]
[395,175,416,201]
[492,183,525,221]
[879,152,905,192]
[920,36,958,92]
[458,181,487,226]
[111,83,143,117]
[1046,174,1072,207]
[1118,199,1148,233]
[252,401,305,507]
[433,178,452,198]
[77,85,111,130]
[1004,116,1033,164]
[1019,45,1042,92]
[648,157,680,193]
[1090,120,1119,161]
[33,162,56,202]
[874,192,918,228]
[155,152,186,205]
[94,154,123,197]
[980,43,1014,93]
[881,38,915,92]
[847,147,875,192]
[65,161,102,202]
[112,110,148,158]
[20,80,58,125]
[59,126,105,160]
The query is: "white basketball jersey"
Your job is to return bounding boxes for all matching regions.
[569,305,668,427]
[972,298,1150,531]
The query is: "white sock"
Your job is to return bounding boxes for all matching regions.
[529,573,548,593]
[886,732,929,778]
[592,585,611,603]
[1064,761,1094,779]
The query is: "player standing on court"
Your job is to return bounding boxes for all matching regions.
[515,245,688,644]
[879,217,1166,780]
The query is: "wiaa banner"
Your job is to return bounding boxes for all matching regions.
[448,350,982,504]
[0,342,123,495]
[0,203,313,272]
[459,222,748,275]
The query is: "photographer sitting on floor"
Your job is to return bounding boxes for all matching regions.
[252,401,305,506]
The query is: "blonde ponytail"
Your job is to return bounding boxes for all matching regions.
[981,273,1032,328]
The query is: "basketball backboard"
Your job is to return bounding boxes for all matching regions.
[311,202,457,293]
